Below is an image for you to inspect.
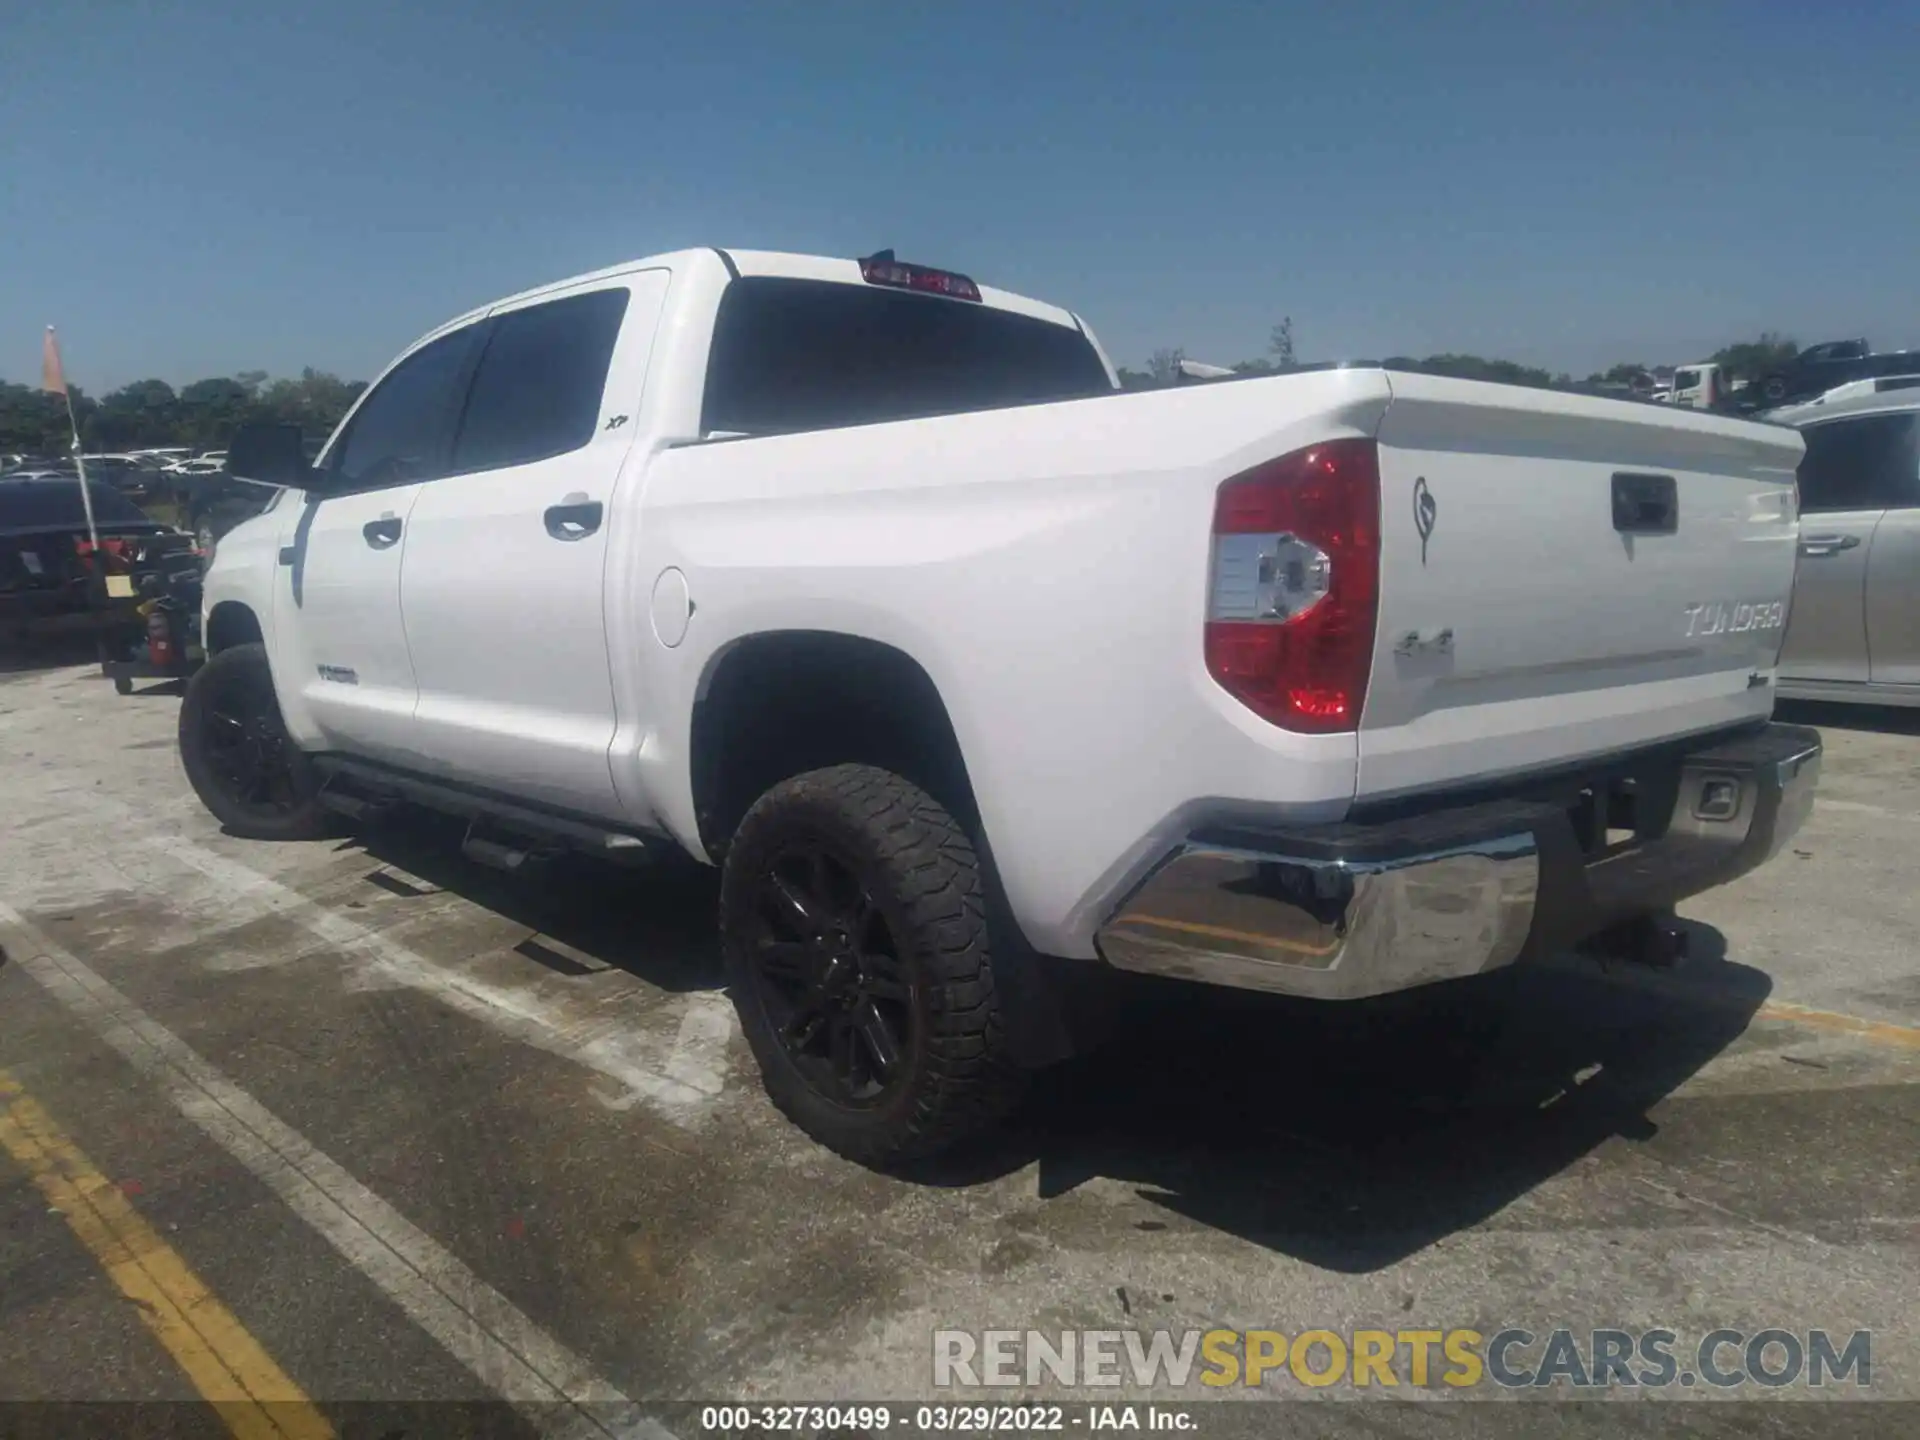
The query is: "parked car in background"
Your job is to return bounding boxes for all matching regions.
[179,472,284,557]
[1,474,192,644]
[1764,374,1920,422]
[1754,339,1920,408]
[1669,362,1734,410]
[1775,389,1920,707]
[77,453,163,503]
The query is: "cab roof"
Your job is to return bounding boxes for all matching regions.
[418,247,1084,349]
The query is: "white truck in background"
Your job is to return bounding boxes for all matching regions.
[186,246,1820,1165]
[1670,363,1737,410]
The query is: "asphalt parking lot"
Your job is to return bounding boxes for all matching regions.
[0,648,1914,1438]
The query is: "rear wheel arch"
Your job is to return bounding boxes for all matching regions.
[205,600,264,654]
[688,630,980,860]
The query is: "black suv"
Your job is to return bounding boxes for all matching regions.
[1754,339,1920,407]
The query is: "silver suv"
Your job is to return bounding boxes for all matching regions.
[1775,389,1920,706]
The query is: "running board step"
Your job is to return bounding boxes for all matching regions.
[316,789,398,824]
[460,831,553,875]
[310,755,652,865]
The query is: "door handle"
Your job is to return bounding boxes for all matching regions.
[543,497,604,542]
[362,515,402,549]
[1612,472,1678,535]
[1798,533,1861,557]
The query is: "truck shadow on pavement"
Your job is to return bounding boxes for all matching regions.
[0,634,103,675]
[341,815,726,995]
[1776,698,1920,738]
[326,824,1770,1273]
[951,924,1771,1272]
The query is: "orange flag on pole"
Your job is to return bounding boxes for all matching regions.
[41,326,68,396]
[38,326,100,551]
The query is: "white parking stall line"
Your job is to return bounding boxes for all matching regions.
[0,904,676,1440]
[140,834,731,1123]
[0,779,733,1127]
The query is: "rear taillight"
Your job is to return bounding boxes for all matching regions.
[1204,437,1381,733]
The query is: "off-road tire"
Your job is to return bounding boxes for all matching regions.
[721,764,1026,1167]
[178,642,330,840]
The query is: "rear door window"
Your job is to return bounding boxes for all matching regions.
[701,277,1114,437]
[1797,413,1920,511]
[327,324,483,491]
[450,288,631,474]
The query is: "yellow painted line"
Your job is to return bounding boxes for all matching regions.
[1756,1001,1920,1050]
[1110,911,1342,958]
[0,1071,334,1440]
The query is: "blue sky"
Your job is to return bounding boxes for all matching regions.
[4,1,1915,391]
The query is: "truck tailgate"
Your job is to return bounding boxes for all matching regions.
[1358,372,1804,802]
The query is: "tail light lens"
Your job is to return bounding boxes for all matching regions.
[1204,437,1381,733]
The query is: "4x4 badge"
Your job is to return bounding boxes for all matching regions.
[1413,476,1437,564]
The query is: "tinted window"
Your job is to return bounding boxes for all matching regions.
[451,288,630,473]
[328,325,480,490]
[0,481,149,529]
[1797,414,1920,511]
[1674,369,1701,389]
[701,277,1114,437]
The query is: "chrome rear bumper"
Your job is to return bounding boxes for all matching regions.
[1096,723,1821,1000]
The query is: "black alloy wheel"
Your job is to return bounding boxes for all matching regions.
[720,764,1025,1166]
[178,642,329,840]
[748,838,915,1107]
[203,664,298,811]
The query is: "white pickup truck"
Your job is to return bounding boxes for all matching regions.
[186,246,1821,1165]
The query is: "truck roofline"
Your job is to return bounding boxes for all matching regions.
[399,246,1087,363]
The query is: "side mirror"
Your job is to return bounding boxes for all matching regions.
[227,423,314,488]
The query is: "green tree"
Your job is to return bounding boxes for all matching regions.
[0,382,77,455]
[87,379,181,449]
[1381,354,1556,388]
[1598,362,1651,384]
[254,368,364,431]
[1269,317,1296,368]
[1709,333,1798,382]
[4,367,365,458]
[177,377,253,449]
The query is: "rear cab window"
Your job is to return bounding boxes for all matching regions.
[700,277,1114,437]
